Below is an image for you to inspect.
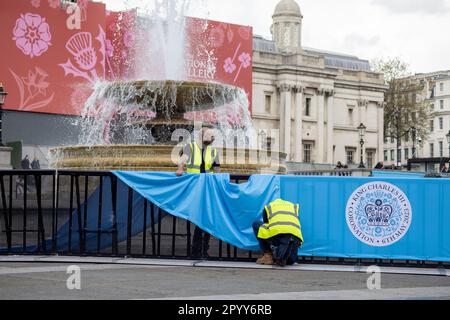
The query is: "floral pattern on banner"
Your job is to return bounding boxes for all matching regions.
[223,42,251,83]
[9,67,55,112]
[13,13,52,58]
[59,25,112,83]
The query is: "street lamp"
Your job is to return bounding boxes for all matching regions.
[411,127,417,159]
[393,109,401,168]
[358,123,366,169]
[0,83,8,146]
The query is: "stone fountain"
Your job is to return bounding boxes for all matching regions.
[49,0,286,174]
[50,80,287,174]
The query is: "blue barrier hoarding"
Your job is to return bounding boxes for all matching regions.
[281,176,450,262]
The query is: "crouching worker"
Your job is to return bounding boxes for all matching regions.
[253,199,304,266]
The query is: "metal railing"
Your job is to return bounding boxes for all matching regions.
[290,168,372,177]
[0,170,256,261]
[0,170,448,269]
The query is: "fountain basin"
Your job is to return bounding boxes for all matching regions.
[98,80,246,118]
[50,145,287,174]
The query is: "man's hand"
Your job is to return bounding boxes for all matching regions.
[176,155,188,177]
[176,168,184,177]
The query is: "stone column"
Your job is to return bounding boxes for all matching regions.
[294,86,304,162]
[317,89,325,164]
[279,84,292,157]
[326,90,335,164]
[377,101,385,162]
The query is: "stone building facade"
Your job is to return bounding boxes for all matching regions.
[384,70,450,169]
[252,0,387,168]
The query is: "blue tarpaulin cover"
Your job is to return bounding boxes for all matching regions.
[113,172,280,251]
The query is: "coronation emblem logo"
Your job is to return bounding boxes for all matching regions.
[346,182,412,247]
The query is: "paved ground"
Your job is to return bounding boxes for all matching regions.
[0,258,450,300]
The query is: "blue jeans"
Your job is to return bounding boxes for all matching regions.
[252,220,300,266]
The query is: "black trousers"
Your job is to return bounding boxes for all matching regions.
[192,226,211,257]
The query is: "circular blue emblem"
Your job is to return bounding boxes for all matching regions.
[346,182,412,247]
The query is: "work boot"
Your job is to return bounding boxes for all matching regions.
[256,252,274,265]
[275,259,287,267]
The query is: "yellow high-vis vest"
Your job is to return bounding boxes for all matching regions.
[186,142,217,174]
[257,199,304,242]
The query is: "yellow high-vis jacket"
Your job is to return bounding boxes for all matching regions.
[257,199,304,243]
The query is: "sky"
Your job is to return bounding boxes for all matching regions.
[103,0,450,74]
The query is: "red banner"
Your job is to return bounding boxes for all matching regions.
[1,0,252,116]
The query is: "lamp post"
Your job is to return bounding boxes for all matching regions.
[358,123,366,169]
[0,83,8,146]
[393,109,401,168]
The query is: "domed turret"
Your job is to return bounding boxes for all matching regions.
[273,0,302,18]
[271,0,303,53]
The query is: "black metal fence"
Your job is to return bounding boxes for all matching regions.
[0,170,257,261]
[291,169,370,177]
[0,170,448,269]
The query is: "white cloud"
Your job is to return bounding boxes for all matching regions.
[371,0,450,15]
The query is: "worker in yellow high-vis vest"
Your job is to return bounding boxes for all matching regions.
[253,199,304,266]
[176,126,220,259]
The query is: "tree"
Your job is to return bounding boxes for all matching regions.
[372,57,431,166]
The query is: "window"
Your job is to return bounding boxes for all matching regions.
[384,150,388,161]
[390,150,395,161]
[404,148,409,161]
[265,95,272,113]
[303,144,312,163]
[439,141,444,157]
[391,135,394,144]
[346,148,356,165]
[405,132,409,142]
[430,143,434,158]
[440,100,444,110]
[348,107,354,126]
[440,117,444,130]
[305,98,312,117]
[430,119,434,132]
[366,150,375,169]
[440,83,444,92]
